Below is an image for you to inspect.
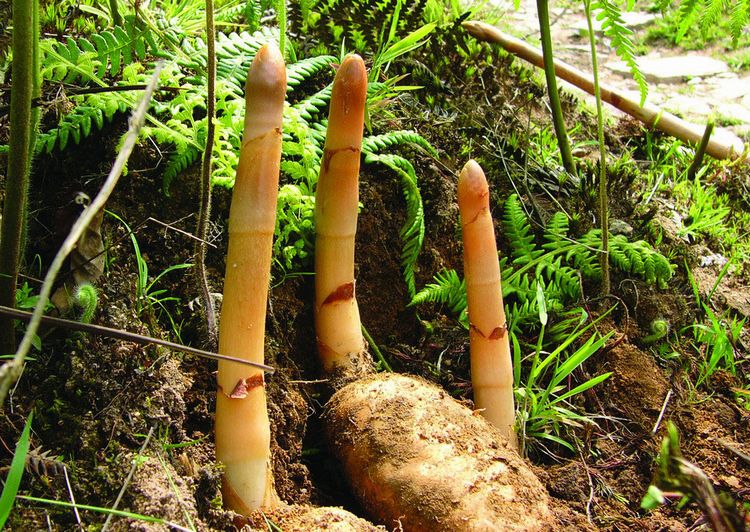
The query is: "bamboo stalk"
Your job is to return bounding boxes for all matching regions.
[314,54,370,378]
[463,20,746,162]
[214,44,285,514]
[458,160,517,449]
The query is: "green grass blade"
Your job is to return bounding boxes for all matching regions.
[0,412,33,528]
[549,372,612,406]
[16,495,192,531]
[377,23,436,66]
[528,431,575,452]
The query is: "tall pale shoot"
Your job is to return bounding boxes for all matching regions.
[214,44,286,514]
[314,55,370,378]
[458,160,518,449]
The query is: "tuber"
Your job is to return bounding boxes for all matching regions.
[214,43,286,514]
[458,160,517,448]
[325,373,553,531]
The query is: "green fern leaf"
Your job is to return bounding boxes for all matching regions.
[543,211,570,250]
[675,0,701,41]
[294,85,333,121]
[594,0,648,105]
[700,0,727,37]
[37,93,128,153]
[365,152,425,297]
[503,194,543,266]
[286,55,337,90]
[41,21,154,84]
[730,0,750,42]
[409,268,466,315]
[362,130,438,157]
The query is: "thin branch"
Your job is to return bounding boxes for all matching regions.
[146,216,217,248]
[652,388,673,434]
[63,465,84,529]
[0,65,163,406]
[194,0,218,347]
[0,85,184,117]
[0,305,275,373]
[101,427,154,532]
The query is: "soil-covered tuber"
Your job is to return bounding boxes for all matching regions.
[242,505,383,531]
[325,373,553,531]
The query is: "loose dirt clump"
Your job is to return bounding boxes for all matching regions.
[594,342,671,433]
[675,395,750,499]
[121,453,202,531]
[239,504,382,531]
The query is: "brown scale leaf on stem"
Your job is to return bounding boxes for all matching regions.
[227,374,265,399]
[322,282,355,305]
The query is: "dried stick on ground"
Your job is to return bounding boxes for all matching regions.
[463,20,746,161]
[0,64,164,407]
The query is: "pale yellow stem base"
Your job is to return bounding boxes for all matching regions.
[215,387,278,513]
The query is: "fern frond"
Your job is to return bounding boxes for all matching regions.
[536,257,581,301]
[700,0,727,37]
[282,106,325,191]
[730,0,750,42]
[275,184,316,271]
[409,268,466,315]
[610,236,673,288]
[293,85,333,121]
[37,93,128,153]
[362,130,438,157]
[675,0,701,41]
[365,151,425,297]
[542,211,570,249]
[594,0,648,105]
[503,194,543,266]
[286,55,337,90]
[41,20,155,84]
[142,118,202,193]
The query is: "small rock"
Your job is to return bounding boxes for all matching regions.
[664,95,713,118]
[700,253,728,267]
[607,55,729,84]
[570,11,656,34]
[723,475,741,489]
[716,103,750,125]
[610,219,633,236]
[710,77,750,101]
